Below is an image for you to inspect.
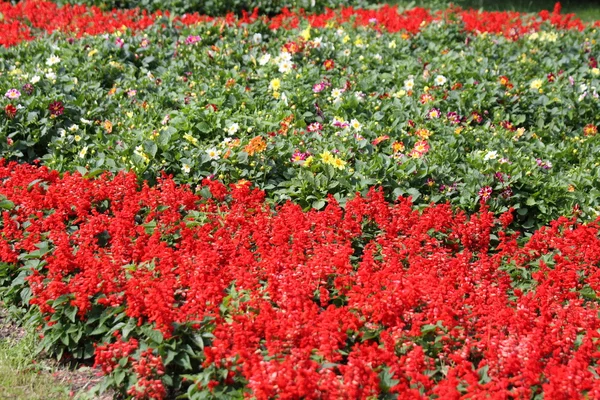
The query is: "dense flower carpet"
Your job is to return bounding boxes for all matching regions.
[2,0,600,398]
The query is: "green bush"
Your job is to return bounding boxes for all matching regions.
[53,0,377,15]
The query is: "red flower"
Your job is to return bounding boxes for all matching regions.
[4,104,17,119]
[323,59,335,71]
[48,101,64,117]
[205,103,219,112]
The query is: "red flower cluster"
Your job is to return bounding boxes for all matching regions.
[1,161,600,398]
[0,1,593,48]
[0,0,156,47]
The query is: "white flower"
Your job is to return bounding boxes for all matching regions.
[374,54,382,61]
[281,92,288,106]
[78,146,88,158]
[484,150,498,161]
[350,119,362,131]
[58,128,66,138]
[80,118,93,125]
[404,78,415,91]
[278,60,293,74]
[69,124,79,132]
[252,33,262,44]
[278,51,292,62]
[182,163,191,174]
[434,75,447,86]
[206,148,221,160]
[258,54,271,66]
[331,88,344,98]
[343,49,351,57]
[227,123,240,135]
[45,71,56,80]
[46,55,61,66]
[31,75,40,84]
[312,37,323,46]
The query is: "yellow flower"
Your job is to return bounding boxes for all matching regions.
[530,79,543,90]
[592,68,600,76]
[304,156,314,167]
[183,133,199,145]
[269,78,281,91]
[320,151,334,164]
[300,26,311,41]
[332,157,346,170]
[88,49,98,57]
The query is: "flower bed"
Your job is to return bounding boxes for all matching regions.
[2,3,600,397]
[0,161,599,398]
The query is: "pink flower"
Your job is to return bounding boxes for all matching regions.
[5,89,21,100]
[307,122,323,132]
[478,186,493,203]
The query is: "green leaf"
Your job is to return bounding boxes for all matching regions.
[143,327,164,344]
[312,200,325,210]
[65,306,78,323]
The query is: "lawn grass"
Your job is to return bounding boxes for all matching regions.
[0,328,71,400]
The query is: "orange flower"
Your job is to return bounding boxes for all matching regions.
[227,138,241,148]
[323,59,335,71]
[103,120,113,134]
[278,114,294,135]
[415,128,431,139]
[419,93,434,104]
[244,136,267,156]
[392,141,405,153]
[372,135,390,146]
[584,124,598,136]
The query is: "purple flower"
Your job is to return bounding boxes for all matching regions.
[446,111,463,125]
[536,159,552,170]
[501,187,513,199]
[22,83,34,95]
